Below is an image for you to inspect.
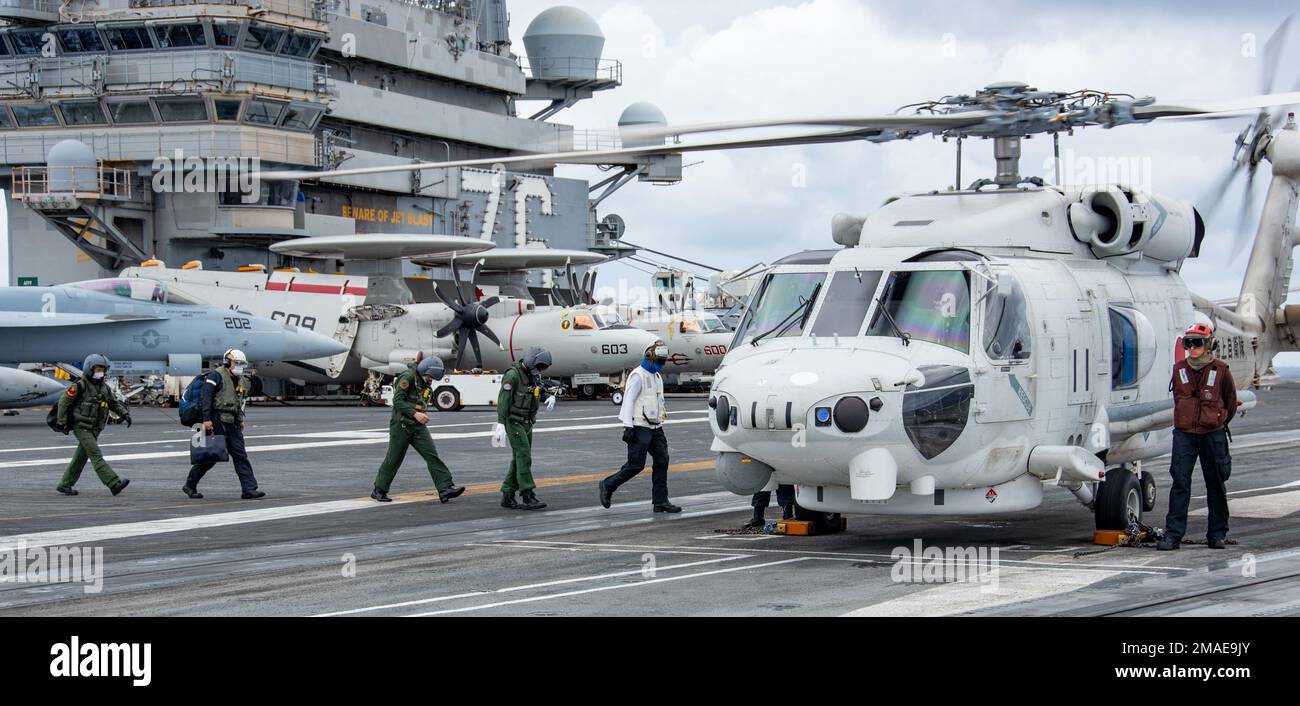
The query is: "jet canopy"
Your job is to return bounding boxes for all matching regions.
[69,278,202,305]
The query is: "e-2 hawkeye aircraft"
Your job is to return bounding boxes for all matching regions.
[121,236,656,401]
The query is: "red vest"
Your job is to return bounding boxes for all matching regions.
[1171,358,1235,434]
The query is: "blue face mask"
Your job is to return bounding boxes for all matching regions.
[642,360,664,374]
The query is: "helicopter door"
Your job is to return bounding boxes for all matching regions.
[974,271,1035,423]
[1066,315,1095,405]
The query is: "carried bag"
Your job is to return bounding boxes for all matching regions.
[190,432,230,465]
[46,382,77,434]
[178,374,208,427]
[46,405,70,434]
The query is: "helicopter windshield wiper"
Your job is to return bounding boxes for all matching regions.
[750,283,822,346]
[875,296,911,346]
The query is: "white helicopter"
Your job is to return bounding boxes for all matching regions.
[249,66,1300,532]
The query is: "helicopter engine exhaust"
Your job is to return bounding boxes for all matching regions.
[1067,186,1200,262]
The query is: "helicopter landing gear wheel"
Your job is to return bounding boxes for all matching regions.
[1094,468,1142,530]
[610,390,623,406]
[793,504,847,535]
[1139,470,1157,513]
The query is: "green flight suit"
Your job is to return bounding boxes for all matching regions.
[498,361,542,494]
[56,378,128,489]
[373,366,455,493]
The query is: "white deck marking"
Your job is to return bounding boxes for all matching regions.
[840,564,1133,617]
[406,558,810,616]
[316,554,748,617]
[0,487,738,553]
[1191,489,1300,519]
[0,417,708,469]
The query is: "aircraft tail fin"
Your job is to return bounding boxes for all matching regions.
[1236,119,1300,365]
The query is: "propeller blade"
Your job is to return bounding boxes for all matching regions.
[453,329,467,371]
[479,296,500,309]
[566,262,580,303]
[478,324,502,348]
[448,264,466,307]
[586,269,598,303]
[432,282,461,312]
[549,284,568,307]
[1196,164,1244,223]
[467,328,483,369]
[461,261,482,305]
[434,318,462,339]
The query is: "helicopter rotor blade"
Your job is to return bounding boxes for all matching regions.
[1132,91,1300,121]
[619,111,999,143]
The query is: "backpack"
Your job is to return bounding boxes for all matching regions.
[46,381,78,434]
[178,373,211,427]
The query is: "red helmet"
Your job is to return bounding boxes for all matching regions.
[1184,322,1213,338]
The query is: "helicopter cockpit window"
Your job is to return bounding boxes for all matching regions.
[572,314,597,330]
[731,272,826,346]
[811,269,883,338]
[982,274,1032,361]
[680,318,702,334]
[866,270,971,353]
[1108,307,1157,389]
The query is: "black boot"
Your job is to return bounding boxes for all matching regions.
[241,489,266,499]
[598,480,613,509]
[109,478,130,496]
[654,502,682,514]
[781,504,794,520]
[56,484,78,496]
[743,507,765,529]
[182,484,204,499]
[1156,538,1180,551]
[501,491,519,509]
[371,487,391,503]
[518,490,547,510]
[439,485,466,504]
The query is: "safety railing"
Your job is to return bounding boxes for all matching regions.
[10,164,133,200]
[0,0,61,16]
[518,56,622,85]
[0,127,319,166]
[0,51,331,98]
[129,0,324,21]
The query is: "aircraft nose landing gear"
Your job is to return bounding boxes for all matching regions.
[1095,465,1143,531]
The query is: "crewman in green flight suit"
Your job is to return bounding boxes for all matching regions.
[55,354,132,496]
[494,346,556,511]
[371,355,466,503]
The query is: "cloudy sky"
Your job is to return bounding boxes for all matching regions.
[507,0,1299,322]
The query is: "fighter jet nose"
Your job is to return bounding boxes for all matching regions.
[282,326,350,360]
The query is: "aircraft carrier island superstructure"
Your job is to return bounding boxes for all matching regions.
[0,0,658,292]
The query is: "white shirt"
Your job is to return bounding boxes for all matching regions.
[618,371,642,428]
